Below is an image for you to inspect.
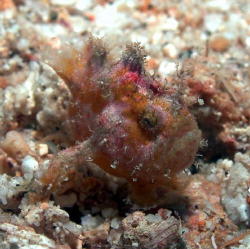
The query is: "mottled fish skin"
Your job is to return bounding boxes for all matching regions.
[45,37,201,205]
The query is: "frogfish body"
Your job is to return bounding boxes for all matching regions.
[46,37,201,205]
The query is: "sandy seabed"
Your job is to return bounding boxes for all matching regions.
[0,0,249,248]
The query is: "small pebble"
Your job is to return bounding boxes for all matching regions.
[21,155,39,180]
[81,214,103,230]
[111,217,121,229]
[0,0,15,10]
[158,61,176,76]
[204,14,223,33]
[37,143,49,156]
[210,36,231,52]
[163,43,178,58]
[51,0,77,6]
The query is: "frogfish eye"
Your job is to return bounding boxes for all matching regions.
[138,107,163,138]
[140,110,157,129]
